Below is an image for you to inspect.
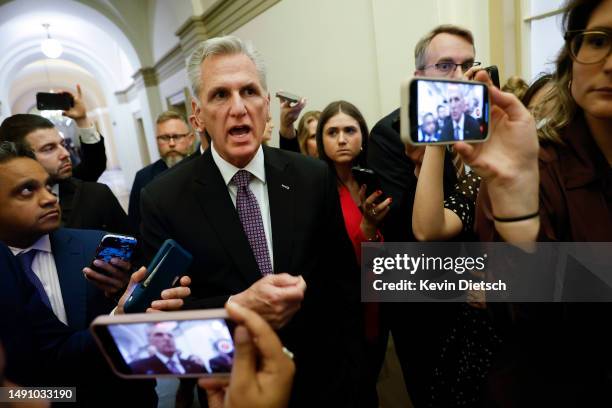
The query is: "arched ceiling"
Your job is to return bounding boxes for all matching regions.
[10,59,105,114]
[0,0,151,116]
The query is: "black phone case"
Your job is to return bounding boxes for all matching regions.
[351,166,382,198]
[36,92,74,111]
[123,239,193,313]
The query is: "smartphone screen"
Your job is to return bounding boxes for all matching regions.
[94,235,137,264]
[92,315,235,378]
[36,92,74,111]
[402,78,489,145]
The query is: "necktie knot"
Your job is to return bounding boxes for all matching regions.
[17,249,37,270]
[17,249,51,310]
[232,170,251,189]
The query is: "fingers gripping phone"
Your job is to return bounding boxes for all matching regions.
[275,91,301,104]
[36,92,75,111]
[400,77,490,145]
[351,166,383,199]
[90,309,235,378]
[484,65,500,88]
[90,234,137,274]
[123,239,193,314]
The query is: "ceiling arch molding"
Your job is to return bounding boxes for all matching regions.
[0,40,121,116]
[0,0,145,70]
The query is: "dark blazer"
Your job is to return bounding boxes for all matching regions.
[140,146,362,407]
[130,355,207,375]
[367,108,458,242]
[128,159,168,233]
[439,114,482,142]
[0,243,157,406]
[50,228,116,329]
[59,177,131,235]
[367,109,465,407]
[72,135,107,182]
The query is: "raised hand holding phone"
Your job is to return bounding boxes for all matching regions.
[453,70,540,242]
[276,91,306,139]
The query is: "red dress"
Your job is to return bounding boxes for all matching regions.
[337,185,383,260]
[338,184,382,342]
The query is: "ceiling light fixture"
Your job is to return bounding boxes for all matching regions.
[41,23,63,59]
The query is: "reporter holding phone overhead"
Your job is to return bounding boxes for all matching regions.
[0,91,130,234]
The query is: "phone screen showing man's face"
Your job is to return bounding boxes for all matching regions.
[411,79,489,144]
[107,318,234,376]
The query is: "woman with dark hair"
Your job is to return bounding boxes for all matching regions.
[316,100,391,406]
[454,0,612,405]
[316,101,392,253]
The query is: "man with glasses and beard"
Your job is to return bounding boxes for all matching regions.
[128,111,195,232]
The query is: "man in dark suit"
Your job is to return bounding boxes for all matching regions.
[0,114,130,234]
[0,238,172,407]
[130,324,208,375]
[0,142,131,317]
[438,84,482,141]
[367,25,481,407]
[128,111,196,232]
[141,35,362,407]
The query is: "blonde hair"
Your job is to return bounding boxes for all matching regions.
[502,76,529,101]
[297,111,321,155]
[535,0,602,144]
[155,110,186,125]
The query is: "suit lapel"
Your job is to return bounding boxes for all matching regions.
[192,151,262,284]
[263,146,294,273]
[51,229,87,329]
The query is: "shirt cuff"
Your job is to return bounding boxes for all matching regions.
[78,125,101,144]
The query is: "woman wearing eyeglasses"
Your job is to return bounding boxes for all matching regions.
[454,0,612,405]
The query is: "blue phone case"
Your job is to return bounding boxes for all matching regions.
[123,239,193,313]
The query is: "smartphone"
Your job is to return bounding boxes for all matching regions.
[90,309,235,378]
[351,166,383,199]
[90,234,137,274]
[36,92,74,111]
[275,91,301,104]
[400,77,490,145]
[123,239,193,314]
[484,65,500,88]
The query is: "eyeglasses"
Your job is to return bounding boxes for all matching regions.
[565,29,612,64]
[421,61,481,75]
[156,132,190,143]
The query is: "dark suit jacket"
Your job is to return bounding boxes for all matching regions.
[140,146,362,407]
[59,177,131,235]
[128,159,168,233]
[50,228,116,329]
[130,355,207,375]
[439,114,482,142]
[368,108,458,242]
[0,242,157,406]
[72,135,107,182]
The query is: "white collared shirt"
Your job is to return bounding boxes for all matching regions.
[154,351,186,374]
[211,143,274,268]
[453,114,466,140]
[9,235,68,325]
[77,125,101,144]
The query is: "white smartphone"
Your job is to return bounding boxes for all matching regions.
[90,310,234,379]
[400,77,490,145]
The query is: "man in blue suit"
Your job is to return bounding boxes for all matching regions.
[128,111,195,232]
[0,143,131,327]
